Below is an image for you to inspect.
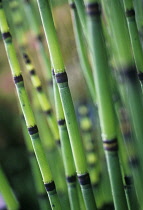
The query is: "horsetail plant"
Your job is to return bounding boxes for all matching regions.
[0,2,61,209]
[23,53,60,146]
[83,0,128,209]
[36,0,97,209]
[21,114,51,210]
[52,71,81,210]
[0,166,19,210]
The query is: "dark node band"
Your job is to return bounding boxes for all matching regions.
[56,139,61,146]
[124,176,132,185]
[44,181,55,192]
[66,175,76,183]
[129,157,139,167]
[2,32,12,40]
[103,138,118,151]
[29,69,35,75]
[52,69,55,76]
[36,86,42,92]
[28,125,38,135]
[86,2,101,16]
[13,75,23,84]
[58,119,65,126]
[55,72,68,83]
[11,5,19,12]
[138,72,143,81]
[45,109,52,116]
[37,34,43,42]
[78,173,91,185]
[23,53,31,63]
[126,9,135,17]
[120,66,137,82]
[38,193,47,199]
[70,2,76,9]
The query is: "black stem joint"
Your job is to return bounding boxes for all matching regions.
[103,138,118,151]
[44,181,55,192]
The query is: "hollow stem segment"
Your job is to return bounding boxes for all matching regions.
[53,71,80,210]
[23,53,60,146]
[0,2,61,209]
[84,1,128,209]
[0,166,19,210]
[36,0,97,209]
[122,0,143,86]
[21,115,51,210]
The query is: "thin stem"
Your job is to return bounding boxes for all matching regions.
[36,0,97,209]
[0,2,61,209]
[0,166,19,210]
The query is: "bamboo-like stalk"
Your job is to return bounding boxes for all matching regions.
[122,0,143,85]
[0,166,19,210]
[84,1,128,209]
[21,115,51,210]
[101,0,143,206]
[36,0,97,209]
[0,2,61,209]
[52,71,81,210]
[23,53,60,146]
[69,1,96,104]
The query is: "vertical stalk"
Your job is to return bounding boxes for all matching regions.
[0,166,19,210]
[21,115,51,210]
[36,0,97,209]
[23,53,60,146]
[53,71,81,210]
[0,2,61,209]
[122,0,143,86]
[84,1,128,209]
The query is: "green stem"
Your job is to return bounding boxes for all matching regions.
[84,1,128,209]
[36,0,97,209]
[0,3,61,209]
[52,72,81,210]
[0,166,19,210]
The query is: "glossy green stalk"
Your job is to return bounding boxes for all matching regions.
[0,3,61,209]
[36,0,97,209]
[69,1,96,104]
[0,166,19,210]
[53,72,80,210]
[23,54,60,146]
[84,1,128,209]
[21,115,51,210]
[122,0,143,84]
